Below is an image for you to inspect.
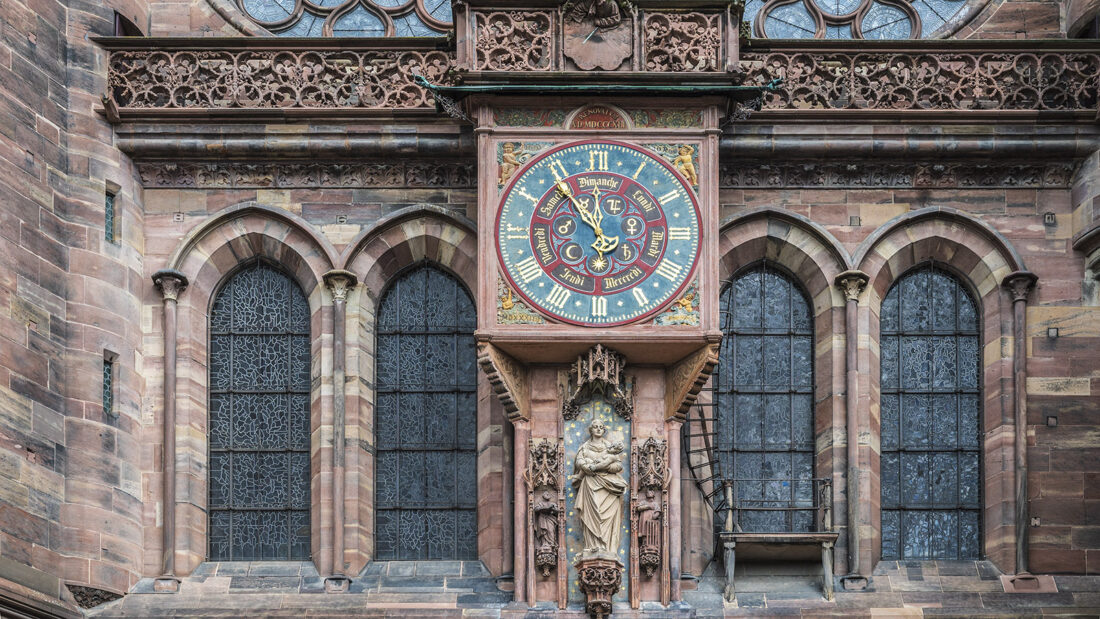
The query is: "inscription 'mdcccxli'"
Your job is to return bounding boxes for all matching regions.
[571,106,629,130]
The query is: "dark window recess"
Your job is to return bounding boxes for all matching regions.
[879,264,981,560]
[114,12,144,36]
[1073,15,1100,39]
[375,262,478,560]
[716,263,816,533]
[208,262,311,561]
[104,191,116,243]
[102,357,115,416]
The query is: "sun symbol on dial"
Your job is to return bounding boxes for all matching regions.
[591,255,608,271]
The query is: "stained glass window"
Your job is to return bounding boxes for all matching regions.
[237,0,451,37]
[105,191,116,243]
[102,356,115,416]
[375,263,478,560]
[716,264,816,532]
[747,0,969,39]
[208,262,312,561]
[880,264,981,560]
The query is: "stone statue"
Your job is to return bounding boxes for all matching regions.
[572,419,628,558]
[533,489,559,552]
[634,488,661,576]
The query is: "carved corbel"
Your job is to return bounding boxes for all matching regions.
[528,439,565,579]
[477,342,529,421]
[576,558,623,619]
[665,343,719,421]
[562,345,634,421]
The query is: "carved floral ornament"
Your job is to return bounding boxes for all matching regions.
[562,345,634,421]
[232,0,452,37]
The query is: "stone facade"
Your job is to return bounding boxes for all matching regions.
[1,0,1099,617]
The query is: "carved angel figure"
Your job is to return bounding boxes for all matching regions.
[673,145,698,186]
[572,420,628,557]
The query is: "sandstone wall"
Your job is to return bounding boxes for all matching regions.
[0,0,150,610]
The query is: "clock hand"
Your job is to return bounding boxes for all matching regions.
[557,182,602,235]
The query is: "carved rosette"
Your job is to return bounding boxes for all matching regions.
[576,558,623,619]
[529,438,565,578]
[562,345,633,421]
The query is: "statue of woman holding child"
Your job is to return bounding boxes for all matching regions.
[572,419,628,558]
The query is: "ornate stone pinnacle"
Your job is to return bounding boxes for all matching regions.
[1003,270,1038,302]
[152,269,188,302]
[323,270,358,302]
[834,270,869,302]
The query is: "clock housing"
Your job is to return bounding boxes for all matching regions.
[496,140,701,327]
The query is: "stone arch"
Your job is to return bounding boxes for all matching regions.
[160,204,336,574]
[854,207,1027,573]
[681,209,852,576]
[340,207,497,572]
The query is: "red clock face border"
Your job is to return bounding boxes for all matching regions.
[495,139,702,327]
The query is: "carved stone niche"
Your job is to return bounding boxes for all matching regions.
[631,437,667,581]
[576,557,624,619]
[562,344,634,421]
[529,438,565,578]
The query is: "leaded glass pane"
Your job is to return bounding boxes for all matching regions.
[375,263,477,560]
[764,3,817,39]
[717,264,816,533]
[104,192,116,243]
[861,2,912,40]
[241,0,452,37]
[208,262,311,561]
[880,264,980,560]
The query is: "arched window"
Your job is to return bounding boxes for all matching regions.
[880,264,981,559]
[237,0,452,36]
[374,263,478,560]
[208,262,312,561]
[743,0,975,39]
[717,263,816,532]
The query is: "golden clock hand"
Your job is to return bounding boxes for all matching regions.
[557,182,601,233]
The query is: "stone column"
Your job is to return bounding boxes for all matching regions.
[513,419,530,605]
[324,270,357,590]
[1004,271,1037,576]
[667,419,682,602]
[835,270,868,583]
[153,269,188,580]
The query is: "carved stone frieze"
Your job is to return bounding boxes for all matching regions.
[477,342,529,421]
[562,345,633,421]
[719,161,1079,189]
[741,50,1100,112]
[643,12,722,72]
[107,49,453,110]
[474,11,554,71]
[67,585,123,609]
[576,558,623,619]
[529,438,565,578]
[665,343,719,421]
[137,162,474,189]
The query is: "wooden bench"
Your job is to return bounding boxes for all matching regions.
[718,531,839,601]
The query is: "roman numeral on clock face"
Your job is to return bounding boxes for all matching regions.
[655,260,683,281]
[515,256,541,283]
[548,159,569,181]
[588,150,608,171]
[632,288,648,305]
[591,296,607,317]
[658,189,682,204]
[669,227,692,240]
[545,284,571,309]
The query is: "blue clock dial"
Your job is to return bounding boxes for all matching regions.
[496,140,701,326]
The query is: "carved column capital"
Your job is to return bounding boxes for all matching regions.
[834,270,869,302]
[1003,271,1038,302]
[152,269,188,302]
[323,269,358,302]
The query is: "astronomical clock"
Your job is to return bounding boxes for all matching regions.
[472,100,721,364]
[496,141,701,327]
